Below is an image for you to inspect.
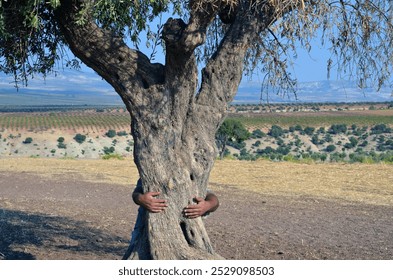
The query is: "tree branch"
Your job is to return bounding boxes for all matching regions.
[195,0,311,112]
[195,6,271,110]
[55,0,164,107]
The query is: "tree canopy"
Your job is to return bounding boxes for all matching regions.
[1,0,392,93]
[216,118,250,158]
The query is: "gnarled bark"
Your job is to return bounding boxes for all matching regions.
[55,0,275,260]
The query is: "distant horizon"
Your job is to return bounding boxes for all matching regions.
[1,70,392,106]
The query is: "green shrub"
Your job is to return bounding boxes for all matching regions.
[344,142,354,149]
[276,137,285,146]
[311,135,319,145]
[328,124,347,134]
[320,154,328,162]
[359,140,368,147]
[57,142,67,149]
[105,129,117,138]
[268,125,284,138]
[276,146,290,155]
[23,137,33,144]
[311,153,324,161]
[251,129,265,138]
[103,146,115,154]
[57,137,65,143]
[371,124,391,134]
[329,152,346,162]
[317,127,326,134]
[256,146,275,156]
[74,134,86,144]
[227,141,246,150]
[252,140,261,147]
[222,148,231,158]
[294,124,303,132]
[102,153,124,160]
[304,126,315,136]
[295,138,302,147]
[326,144,336,152]
[117,131,128,136]
[324,133,333,142]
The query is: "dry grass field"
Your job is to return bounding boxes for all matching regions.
[1,158,393,260]
[1,158,392,206]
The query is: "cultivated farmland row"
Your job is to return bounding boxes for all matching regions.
[0,112,131,131]
[1,109,392,132]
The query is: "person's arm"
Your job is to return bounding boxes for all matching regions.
[132,180,167,213]
[183,192,219,219]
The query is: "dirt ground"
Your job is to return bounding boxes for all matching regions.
[1,162,392,260]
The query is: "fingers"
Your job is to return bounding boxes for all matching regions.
[141,192,168,213]
[147,203,167,213]
[184,211,202,219]
[149,205,167,213]
[146,191,161,197]
[184,204,200,210]
[183,206,203,219]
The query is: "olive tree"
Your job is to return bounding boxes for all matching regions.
[216,118,250,159]
[1,0,392,259]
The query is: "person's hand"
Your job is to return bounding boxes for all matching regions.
[136,192,167,213]
[183,197,211,219]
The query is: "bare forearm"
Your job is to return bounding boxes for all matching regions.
[205,193,219,213]
[132,192,142,205]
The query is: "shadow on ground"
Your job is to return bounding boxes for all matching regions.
[0,208,129,260]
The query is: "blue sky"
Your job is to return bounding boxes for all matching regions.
[0,19,392,105]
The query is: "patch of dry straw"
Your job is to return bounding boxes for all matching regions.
[0,158,392,206]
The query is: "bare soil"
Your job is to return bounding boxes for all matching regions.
[1,167,392,260]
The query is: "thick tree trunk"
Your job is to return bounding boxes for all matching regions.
[55,0,275,260]
[123,72,224,260]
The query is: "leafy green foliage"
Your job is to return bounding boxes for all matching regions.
[103,146,115,155]
[102,153,124,160]
[0,0,176,86]
[328,124,347,134]
[23,137,33,144]
[251,129,265,139]
[216,118,250,159]
[73,133,86,144]
[371,124,392,134]
[105,129,116,138]
[268,125,284,138]
[57,142,66,149]
[304,126,315,136]
[217,119,250,143]
[0,0,65,85]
